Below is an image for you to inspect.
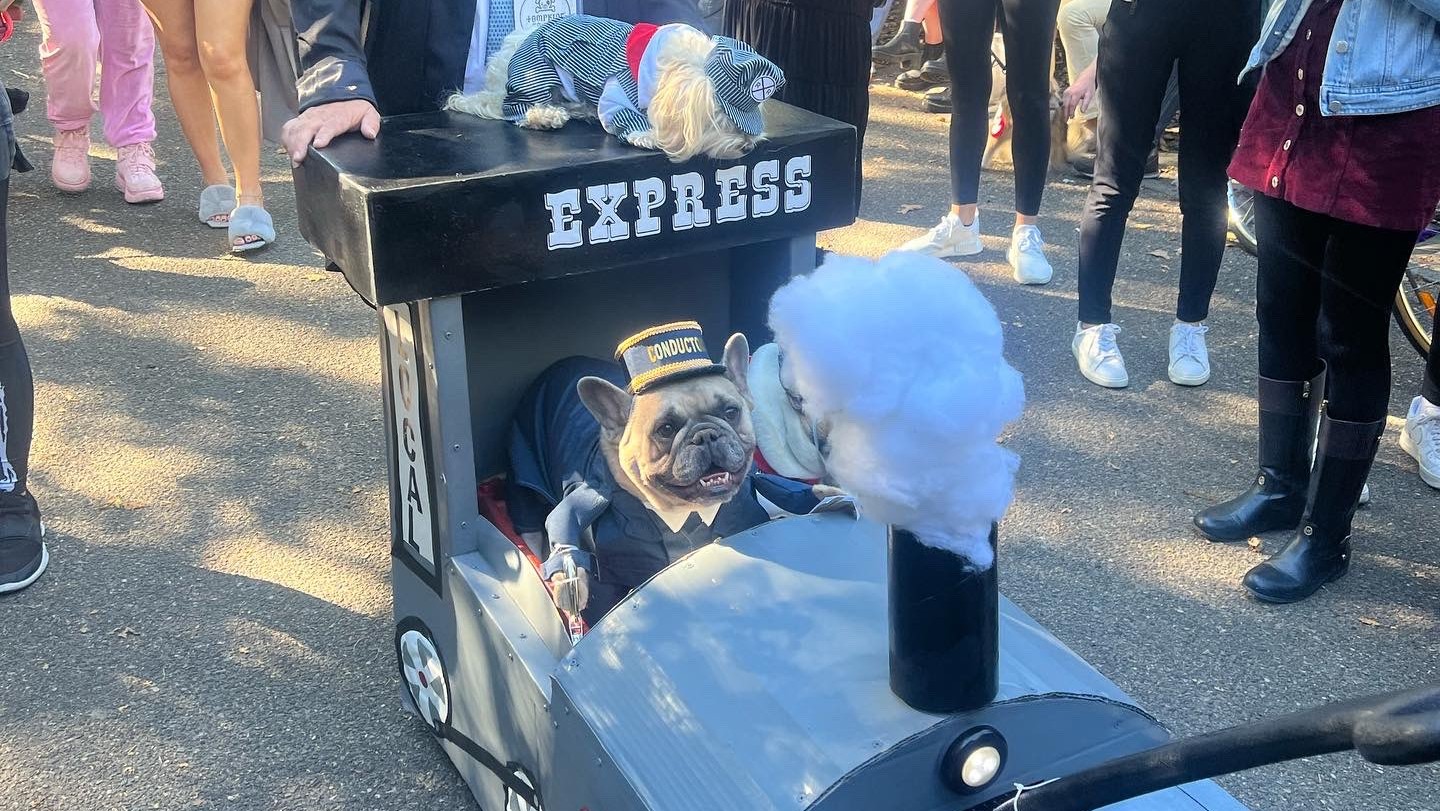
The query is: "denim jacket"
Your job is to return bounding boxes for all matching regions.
[1243,0,1440,115]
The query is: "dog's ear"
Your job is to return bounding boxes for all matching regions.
[722,333,750,400]
[578,376,633,436]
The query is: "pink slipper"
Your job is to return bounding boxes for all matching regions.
[114,143,164,204]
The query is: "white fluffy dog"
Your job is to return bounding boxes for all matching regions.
[445,14,786,163]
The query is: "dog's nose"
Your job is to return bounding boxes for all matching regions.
[689,427,719,447]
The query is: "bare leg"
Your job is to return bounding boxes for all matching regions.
[139,0,228,187]
[919,0,942,44]
[906,0,937,21]
[195,0,262,207]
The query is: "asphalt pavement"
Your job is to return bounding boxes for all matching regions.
[1,21,1436,811]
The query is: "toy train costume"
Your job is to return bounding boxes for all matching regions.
[506,327,821,624]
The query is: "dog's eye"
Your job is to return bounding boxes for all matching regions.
[723,406,741,422]
[655,422,678,440]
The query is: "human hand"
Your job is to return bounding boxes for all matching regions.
[549,566,591,614]
[1063,63,1098,120]
[281,99,381,165]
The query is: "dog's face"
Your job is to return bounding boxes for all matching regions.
[777,349,832,460]
[578,334,755,513]
[646,27,761,162]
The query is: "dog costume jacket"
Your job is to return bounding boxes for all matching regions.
[507,356,819,623]
[499,14,783,143]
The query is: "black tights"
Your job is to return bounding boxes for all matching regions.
[0,179,31,494]
[0,179,30,494]
[938,0,1059,216]
[1255,195,1420,423]
[1075,0,1257,325]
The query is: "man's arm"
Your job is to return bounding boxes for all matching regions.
[284,0,382,163]
[294,0,373,111]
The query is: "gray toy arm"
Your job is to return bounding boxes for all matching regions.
[541,485,610,579]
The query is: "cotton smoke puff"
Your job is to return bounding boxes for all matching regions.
[767,251,1025,568]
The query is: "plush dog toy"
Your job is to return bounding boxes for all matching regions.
[445,14,785,162]
[505,323,832,625]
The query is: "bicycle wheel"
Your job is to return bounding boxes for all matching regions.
[1394,214,1438,358]
[1227,180,1258,256]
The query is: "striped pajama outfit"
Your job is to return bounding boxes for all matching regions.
[501,15,658,143]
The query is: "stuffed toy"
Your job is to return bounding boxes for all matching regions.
[445,14,785,162]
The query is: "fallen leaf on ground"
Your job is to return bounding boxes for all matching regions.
[1358,617,1382,627]
[1247,538,1262,550]
[897,204,924,215]
[112,627,141,639]
[1149,249,1171,260]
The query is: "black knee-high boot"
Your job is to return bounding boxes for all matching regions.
[1194,368,1325,541]
[1242,413,1385,604]
[873,20,925,69]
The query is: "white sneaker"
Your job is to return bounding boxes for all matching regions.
[1007,224,1053,285]
[1168,322,1211,386]
[899,212,983,258]
[1399,396,1440,489]
[1073,322,1128,388]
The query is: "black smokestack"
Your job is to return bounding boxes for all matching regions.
[888,524,999,713]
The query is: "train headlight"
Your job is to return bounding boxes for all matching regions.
[941,726,1007,794]
[961,745,1002,787]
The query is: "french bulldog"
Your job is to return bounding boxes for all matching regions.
[548,333,758,612]
[582,333,756,521]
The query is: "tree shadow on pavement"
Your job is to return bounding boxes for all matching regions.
[0,545,476,810]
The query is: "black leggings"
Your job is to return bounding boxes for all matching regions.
[1256,195,1420,423]
[1076,0,1257,325]
[0,178,32,494]
[938,0,1060,216]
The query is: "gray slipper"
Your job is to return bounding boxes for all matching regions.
[198,184,235,228]
[228,205,276,253]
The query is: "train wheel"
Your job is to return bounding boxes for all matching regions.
[397,625,450,734]
[505,767,541,811]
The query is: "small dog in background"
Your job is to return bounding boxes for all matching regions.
[936,34,1065,170]
[979,79,1070,170]
[446,14,785,162]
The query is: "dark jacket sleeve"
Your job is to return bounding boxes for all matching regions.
[752,473,822,515]
[292,0,377,111]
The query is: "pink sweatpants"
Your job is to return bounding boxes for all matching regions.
[32,0,158,147]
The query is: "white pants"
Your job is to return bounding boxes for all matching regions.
[871,0,895,41]
[1057,0,1108,121]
